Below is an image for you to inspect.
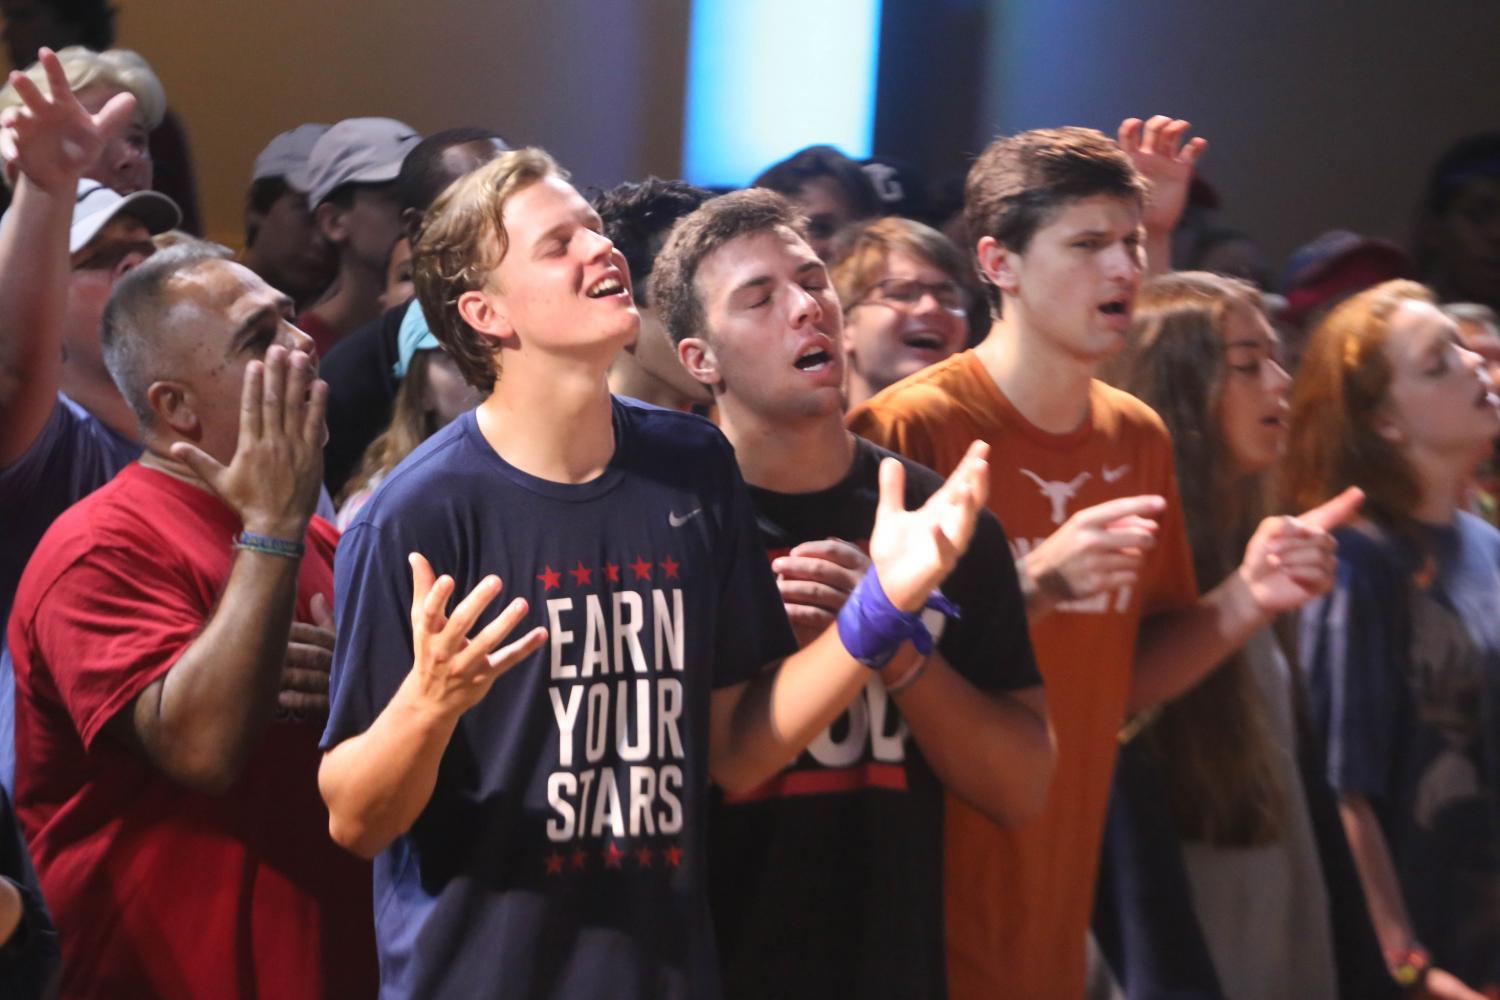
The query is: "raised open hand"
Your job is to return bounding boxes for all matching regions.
[1117,116,1208,238]
[406,553,547,717]
[169,345,326,541]
[868,441,989,611]
[0,47,138,194]
[1239,487,1363,615]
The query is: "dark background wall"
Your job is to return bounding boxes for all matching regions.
[27,0,1498,270]
[973,0,1500,266]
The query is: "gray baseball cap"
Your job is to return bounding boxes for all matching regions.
[70,180,181,254]
[294,117,421,208]
[252,123,330,185]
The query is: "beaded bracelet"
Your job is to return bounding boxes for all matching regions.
[835,566,960,669]
[233,530,306,560]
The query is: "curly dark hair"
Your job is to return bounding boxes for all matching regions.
[592,178,711,307]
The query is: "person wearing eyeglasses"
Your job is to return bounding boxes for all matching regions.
[830,217,975,409]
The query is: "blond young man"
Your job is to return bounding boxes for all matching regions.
[316,149,991,999]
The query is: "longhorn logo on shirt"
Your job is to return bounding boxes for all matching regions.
[1019,469,1092,525]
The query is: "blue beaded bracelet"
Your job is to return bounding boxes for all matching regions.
[836,566,960,669]
[233,530,305,559]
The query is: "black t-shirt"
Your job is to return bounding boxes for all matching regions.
[709,437,1040,1000]
[320,302,406,495]
[324,398,797,999]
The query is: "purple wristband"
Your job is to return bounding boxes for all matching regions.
[836,566,960,668]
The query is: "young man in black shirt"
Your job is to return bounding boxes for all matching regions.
[652,187,1054,999]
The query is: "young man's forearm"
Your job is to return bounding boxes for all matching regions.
[0,178,73,463]
[1127,571,1267,713]
[114,548,301,793]
[898,663,1054,826]
[319,674,461,859]
[709,626,919,795]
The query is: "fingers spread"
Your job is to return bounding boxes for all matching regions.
[442,575,502,645]
[485,625,549,674]
[467,596,532,663]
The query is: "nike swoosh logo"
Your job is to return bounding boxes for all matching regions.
[669,509,703,527]
[1102,465,1130,483]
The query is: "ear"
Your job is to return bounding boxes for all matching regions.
[314,200,348,245]
[400,206,424,245]
[457,287,515,342]
[976,235,1019,296]
[146,380,201,439]
[677,337,722,388]
[1374,406,1407,445]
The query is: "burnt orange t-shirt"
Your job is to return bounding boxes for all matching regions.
[848,350,1198,1000]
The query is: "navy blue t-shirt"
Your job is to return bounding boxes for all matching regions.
[322,398,797,999]
[1301,515,1500,988]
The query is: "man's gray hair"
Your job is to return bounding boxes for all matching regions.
[101,239,233,429]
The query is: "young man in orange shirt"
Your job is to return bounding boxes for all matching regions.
[847,118,1363,998]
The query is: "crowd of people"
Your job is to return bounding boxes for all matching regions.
[0,5,1498,999]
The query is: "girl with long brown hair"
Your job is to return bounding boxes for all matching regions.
[1096,271,1344,998]
[1288,280,1500,999]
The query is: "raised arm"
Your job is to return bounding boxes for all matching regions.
[102,348,327,792]
[1129,487,1362,712]
[318,553,547,859]
[0,48,137,465]
[1117,116,1207,278]
[768,536,1053,825]
[708,442,990,794]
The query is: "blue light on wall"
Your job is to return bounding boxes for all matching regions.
[682,0,883,188]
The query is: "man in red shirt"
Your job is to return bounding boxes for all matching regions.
[7,239,376,995]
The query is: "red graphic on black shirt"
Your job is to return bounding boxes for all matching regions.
[734,541,913,804]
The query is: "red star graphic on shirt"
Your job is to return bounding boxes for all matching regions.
[537,565,562,591]
[663,844,684,868]
[659,554,680,580]
[543,851,565,875]
[629,555,653,581]
[570,847,588,871]
[569,561,593,586]
[602,841,625,869]
[602,562,621,584]
[635,845,654,868]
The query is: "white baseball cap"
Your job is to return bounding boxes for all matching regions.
[69,180,181,255]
